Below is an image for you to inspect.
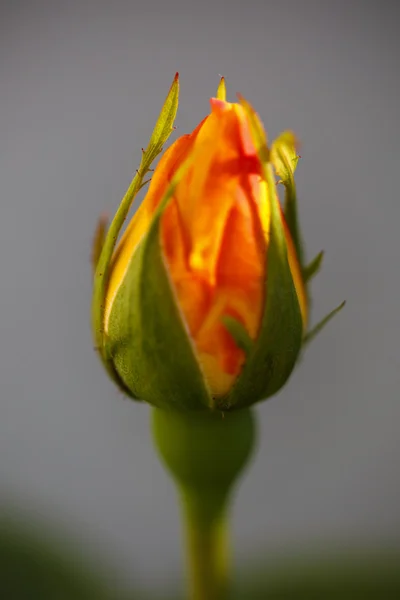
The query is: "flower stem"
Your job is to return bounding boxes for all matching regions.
[181,489,229,600]
[152,407,256,600]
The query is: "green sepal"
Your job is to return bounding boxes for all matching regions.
[98,334,141,399]
[107,164,213,411]
[220,98,303,410]
[143,72,180,168]
[303,301,346,346]
[270,131,304,267]
[221,316,253,356]
[303,250,324,283]
[91,74,179,395]
[91,214,108,275]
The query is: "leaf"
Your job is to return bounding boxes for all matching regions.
[234,551,400,599]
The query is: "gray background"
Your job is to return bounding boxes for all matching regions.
[1,0,399,593]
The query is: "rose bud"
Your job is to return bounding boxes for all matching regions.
[92,75,343,411]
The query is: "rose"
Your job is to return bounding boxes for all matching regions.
[92,75,342,411]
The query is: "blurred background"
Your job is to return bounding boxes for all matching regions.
[1,0,400,597]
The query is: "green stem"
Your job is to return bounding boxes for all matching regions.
[152,407,256,600]
[181,490,228,600]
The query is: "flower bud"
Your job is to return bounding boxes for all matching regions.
[92,76,343,411]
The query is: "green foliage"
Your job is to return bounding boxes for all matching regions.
[0,519,114,600]
[3,515,400,600]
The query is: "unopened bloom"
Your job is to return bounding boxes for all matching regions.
[92,75,342,411]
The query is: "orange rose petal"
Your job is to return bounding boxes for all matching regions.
[216,196,264,330]
[160,100,269,395]
[162,198,212,337]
